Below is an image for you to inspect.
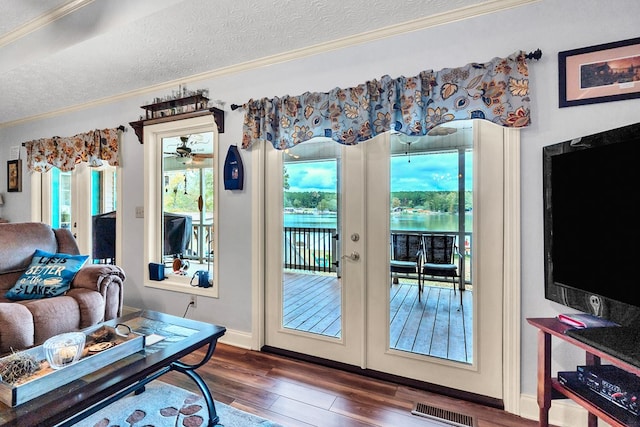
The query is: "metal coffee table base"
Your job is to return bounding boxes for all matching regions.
[59,339,219,427]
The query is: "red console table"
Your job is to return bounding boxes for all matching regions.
[527,317,640,427]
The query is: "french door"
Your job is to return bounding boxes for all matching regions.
[265,138,365,364]
[264,120,513,400]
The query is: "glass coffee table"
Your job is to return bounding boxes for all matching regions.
[0,310,226,427]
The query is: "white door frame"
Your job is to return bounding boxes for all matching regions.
[250,122,521,412]
[501,125,521,415]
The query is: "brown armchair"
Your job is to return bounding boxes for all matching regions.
[0,222,125,355]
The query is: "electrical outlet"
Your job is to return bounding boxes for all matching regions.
[135,206,144,218]
[190,295,197,309]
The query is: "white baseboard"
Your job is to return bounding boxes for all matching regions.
[121,305,256,350]
[217,329,254,349]
[122,305,140,316]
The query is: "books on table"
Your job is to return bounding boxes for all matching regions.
[557,313,619,329]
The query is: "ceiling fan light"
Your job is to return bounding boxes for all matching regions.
[177,146,191,156]
[427,126,457,136]
[396,133,420,145]
[284,149,300,159]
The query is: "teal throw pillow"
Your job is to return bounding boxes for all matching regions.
[5,249,89,300]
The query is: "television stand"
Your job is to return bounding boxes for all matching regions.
[527,318,640,427]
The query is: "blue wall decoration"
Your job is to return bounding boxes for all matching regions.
[223,145,244,190]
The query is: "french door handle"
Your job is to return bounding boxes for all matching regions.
[341,251,360,262]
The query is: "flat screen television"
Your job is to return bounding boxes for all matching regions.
[543,121,640,327]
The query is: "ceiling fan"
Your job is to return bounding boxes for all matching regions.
[164,136,213,163]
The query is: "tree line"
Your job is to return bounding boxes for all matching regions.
[284,190,472,213]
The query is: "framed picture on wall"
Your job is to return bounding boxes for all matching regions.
[7,159,22,192]
[559,36,640,107]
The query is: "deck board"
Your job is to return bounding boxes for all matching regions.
[283,272,473,363]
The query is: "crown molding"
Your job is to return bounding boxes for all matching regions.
[0,0,539,129]
[0,0,96,48]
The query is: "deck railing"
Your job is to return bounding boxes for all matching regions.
[282,226,472,283]
[284,227,338,273]
[183,223,213,264]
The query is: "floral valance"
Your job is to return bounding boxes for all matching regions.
[241,51,531,150]
[25,127,122,172]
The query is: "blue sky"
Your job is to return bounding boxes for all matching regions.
[286,161,337,192]
[285,152,472,192]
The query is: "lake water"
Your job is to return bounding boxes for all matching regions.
[284,212,472,232]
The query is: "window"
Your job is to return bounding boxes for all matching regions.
[52,169,72,229]
[33,163,118,260]
[143,115,218,296]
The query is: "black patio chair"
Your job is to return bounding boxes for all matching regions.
[421,234,462,307]
[390,233,423,300]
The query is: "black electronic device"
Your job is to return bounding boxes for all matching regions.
[557,371,640,426]
[576,364,640,416]
[543,121,640,327]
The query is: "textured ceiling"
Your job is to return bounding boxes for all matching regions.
[0,0,522,128]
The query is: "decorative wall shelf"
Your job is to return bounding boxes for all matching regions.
[129,95,224,144]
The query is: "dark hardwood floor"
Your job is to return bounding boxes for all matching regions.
[161,343,541,427]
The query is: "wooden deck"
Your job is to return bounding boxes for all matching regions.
[283,272,473,363]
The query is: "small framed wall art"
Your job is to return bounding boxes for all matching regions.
[559,36,640,107]
[7,159,22,192]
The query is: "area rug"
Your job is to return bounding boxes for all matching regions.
[70,381,283,427]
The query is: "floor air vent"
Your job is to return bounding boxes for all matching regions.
[411,402,475,427]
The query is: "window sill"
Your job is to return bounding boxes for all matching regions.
[144,278,218,298]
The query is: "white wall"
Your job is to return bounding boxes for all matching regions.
[1,0,639,423]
